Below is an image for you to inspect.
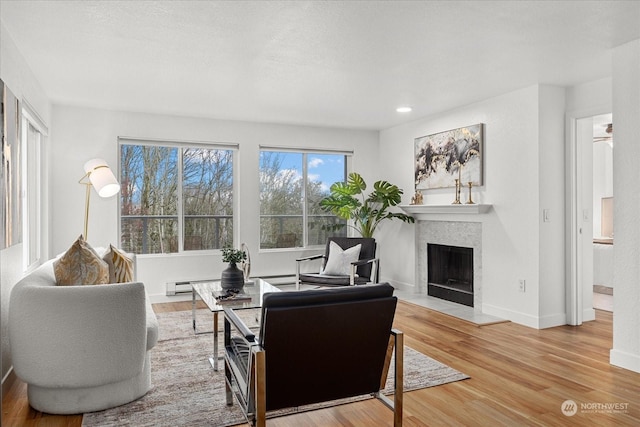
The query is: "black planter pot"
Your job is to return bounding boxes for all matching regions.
[221,262,245,290]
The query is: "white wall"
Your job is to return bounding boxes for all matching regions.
[50,105,378,301]
[565,78,612,114]
[537,85,567,326]
[565,78,612,325]
[378,85,566,328]
[611,39,640,373]
[0,23,51,383]
[577,117,595,318]
[592,141,613,238]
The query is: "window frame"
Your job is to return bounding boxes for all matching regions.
[21,102,47,272]
[117,137,239,256]
[258,146,352,251]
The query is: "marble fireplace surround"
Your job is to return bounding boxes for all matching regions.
[418,220,482,309]
[401,205,491,312]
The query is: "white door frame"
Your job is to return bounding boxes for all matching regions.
[565,106,610,325]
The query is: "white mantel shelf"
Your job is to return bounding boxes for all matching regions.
[399,204,492,219]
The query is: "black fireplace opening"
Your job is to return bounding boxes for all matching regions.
[427,243,474,307]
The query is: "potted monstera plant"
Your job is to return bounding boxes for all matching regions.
[320,172,415,237]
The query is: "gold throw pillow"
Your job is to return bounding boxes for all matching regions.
[54,235,110,286]
[103,244,134,283]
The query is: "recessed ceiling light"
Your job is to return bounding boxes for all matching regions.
[396,107,412,113]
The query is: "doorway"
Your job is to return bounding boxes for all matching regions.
[591,113,613,312]
[566,111,612,325]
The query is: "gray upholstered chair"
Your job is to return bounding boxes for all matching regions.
[223,283,403,427]
[9,257,158,414]
[295,237,379,289]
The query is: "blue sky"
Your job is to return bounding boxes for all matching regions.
[278,152,346,192]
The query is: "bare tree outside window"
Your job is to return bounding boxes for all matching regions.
[259,152,303,248]
[183,148,233,250]
[259,150,347,249]
[120,143,233,254]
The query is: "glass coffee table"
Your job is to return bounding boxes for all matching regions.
[191,278,280,370]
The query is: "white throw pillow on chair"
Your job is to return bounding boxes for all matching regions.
[321,241,362,276]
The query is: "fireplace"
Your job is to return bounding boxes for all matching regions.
[427,243,474,307]
[415,220,482,310]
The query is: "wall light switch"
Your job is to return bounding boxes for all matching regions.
[543,209,550,222]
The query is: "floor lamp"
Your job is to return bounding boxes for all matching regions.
[79,158,120,240]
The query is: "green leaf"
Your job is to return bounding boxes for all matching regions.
[318,172,413,237]
[370,180,403,206]
[347,172,367,194]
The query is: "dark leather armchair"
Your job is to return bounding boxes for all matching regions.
[295,237,379,289]
[223,283,403,427]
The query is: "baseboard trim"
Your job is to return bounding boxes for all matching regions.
[482,303,541,328]
[538,313,568,329]
[583,307,596,322]
[386,280,416,292]
[1,367,17,397]
[610,348,640,373]
[149,292,193,304]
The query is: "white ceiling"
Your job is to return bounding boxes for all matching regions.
[1,1,639,130]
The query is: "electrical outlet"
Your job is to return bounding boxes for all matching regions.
[518,279,526,292]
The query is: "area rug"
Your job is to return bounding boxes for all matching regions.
[82,309,469,427]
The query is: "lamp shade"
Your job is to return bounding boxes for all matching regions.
[83,158,120,198]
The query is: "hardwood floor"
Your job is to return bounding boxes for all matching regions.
[2,301,639,426]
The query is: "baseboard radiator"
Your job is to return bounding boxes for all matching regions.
[166,281,193,296]
[166,274,296,296]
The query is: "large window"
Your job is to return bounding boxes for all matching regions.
[21,106,46,271]
[119,139,235,254]
[259,149,348,249]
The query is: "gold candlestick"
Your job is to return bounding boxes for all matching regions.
[466,181,475,204]
[452,179,462,204]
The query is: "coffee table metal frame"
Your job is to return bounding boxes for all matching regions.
[191,278,280,370]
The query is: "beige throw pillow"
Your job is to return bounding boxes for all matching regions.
[54,235,110,286]
[103,244,134,283]
[321,241,362,276]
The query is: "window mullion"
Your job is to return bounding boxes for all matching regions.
[177,149,184,252]
[302,153,308,248]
